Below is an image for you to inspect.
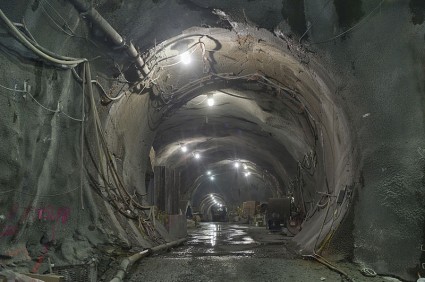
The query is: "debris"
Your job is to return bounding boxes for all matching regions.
[320,277,326,281]
[362,113,370,118]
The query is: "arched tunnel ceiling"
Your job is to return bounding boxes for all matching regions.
[148,32,323,198]
[152,84,314,197]
[0,1,423,281]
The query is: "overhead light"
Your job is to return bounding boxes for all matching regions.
[234,162,240,168]
[210,176,215,181]
[244,172,251,177]
[194,152,200,159]
[181,145,187,153]
[243,164,248,170]
[207,94,215,107]
[207,171,212,175]
[180,51,191,65]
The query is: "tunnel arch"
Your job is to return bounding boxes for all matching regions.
[104,25,358,253]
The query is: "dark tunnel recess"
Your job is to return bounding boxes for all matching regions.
[104,26,358,254]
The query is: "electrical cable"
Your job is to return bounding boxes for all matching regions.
[25,91,58,113]
[0,9,86,66]
[19,187,80,197]
[41,5,75,37]
[311,0,385,45]
[85,63,151,214]
[20,30,81,61]
[0,83,26,93]
[72,67,126,101]
[80,63,86,210]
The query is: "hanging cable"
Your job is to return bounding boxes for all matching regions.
[311,0,385,45]
[0,9,86,66]
[80,63,86,210]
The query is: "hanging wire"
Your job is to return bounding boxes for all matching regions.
[311,0,386,45]
[80,63,86,210]
[0,82,84,121]
[19,187,80,197]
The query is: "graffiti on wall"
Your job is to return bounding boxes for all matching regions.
[0,204,71,238]
[1,203,73,273]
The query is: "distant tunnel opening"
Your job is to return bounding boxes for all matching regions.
[105,26,358,254]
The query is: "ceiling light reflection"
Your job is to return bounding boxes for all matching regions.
[180,52,191,65]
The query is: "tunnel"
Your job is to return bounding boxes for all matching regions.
[0,1,424,281]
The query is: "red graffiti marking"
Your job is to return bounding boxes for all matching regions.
[31,245,48,273]
[36,206,71,224]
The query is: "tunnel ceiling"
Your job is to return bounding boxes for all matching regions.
[144,26,332,203]
[0,1,423,281]
[152,85,312,196]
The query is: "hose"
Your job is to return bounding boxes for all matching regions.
[0,9,86,66]
[110,238,187,282]
[303,254,354,282]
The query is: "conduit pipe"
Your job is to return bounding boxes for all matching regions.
[67,0,150,76]
[110,238,187,282]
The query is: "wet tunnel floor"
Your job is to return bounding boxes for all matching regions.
[127,223,386,282]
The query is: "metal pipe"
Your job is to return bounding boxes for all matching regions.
[110,237,187,282]
[67,0,149,76]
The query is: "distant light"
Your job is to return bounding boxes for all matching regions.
[207,94,215,107]
[210,176,215,181]
[181,145,187,153]
[207,97,215,107]
[234,162,240,168]
[207,171,212,175]
[194,152,200,159]
[243,164,248,170]
[244,172,251,177]
[180,52,191,65]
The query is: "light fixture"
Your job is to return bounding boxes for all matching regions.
[234,162,240,168]
[244,172,251,177]
[207,93,215,107]
[181,145,187,153]
[210,176,215,181]
[243,164,248,170]
[180,51,191,65]
[207,170,212,175]
[194,152,200,159]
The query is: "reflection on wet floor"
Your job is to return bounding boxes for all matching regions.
[128,222,368,282]
[190,223,256,246]
[174,222,257,257]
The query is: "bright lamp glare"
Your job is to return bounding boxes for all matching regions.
[180,52,191,65]
[181,146,187,153]
[243,164,248,170]
[210,176,215,181]
[207,97,215,107]
[234,162,240,168]
[207,171,212,175]
[244,172,251,177]
[194,153,200,159]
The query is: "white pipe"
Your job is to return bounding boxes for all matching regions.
[110,238,187,282]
